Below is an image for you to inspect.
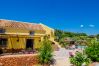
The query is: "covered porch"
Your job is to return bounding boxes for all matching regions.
[0,34,43,54]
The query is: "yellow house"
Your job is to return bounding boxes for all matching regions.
[0,19,54,51]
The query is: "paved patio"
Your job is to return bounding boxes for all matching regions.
[53,48,70,66]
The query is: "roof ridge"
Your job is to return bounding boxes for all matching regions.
[0,19,37,25]
[39,23,54,30]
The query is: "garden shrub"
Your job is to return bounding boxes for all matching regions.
[85,39,99,62]
[39,38,53,66]
[70,52,91,66]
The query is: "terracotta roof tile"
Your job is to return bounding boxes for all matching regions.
[0,20,45,31]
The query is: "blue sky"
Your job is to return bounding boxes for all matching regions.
[0,0,99,35]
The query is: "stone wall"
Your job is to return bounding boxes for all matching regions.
[0,54,39,66]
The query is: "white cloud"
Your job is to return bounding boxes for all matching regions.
[89,24,95,27]
[80,25,84,28]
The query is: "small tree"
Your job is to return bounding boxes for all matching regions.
[70,52,91,66]
[39,38,53,66]
[85,39,99,62]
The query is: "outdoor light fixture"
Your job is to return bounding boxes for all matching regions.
[17,38,19,42]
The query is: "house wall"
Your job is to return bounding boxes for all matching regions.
[1,27,45,49]
[34,37,42,49]
[39,23,54,41]
[0,23,54,50]
[5,28,29,35]
[7,37,42,49]
[5,28,29,49]
[5,27,45,35]
[7,37,26,49]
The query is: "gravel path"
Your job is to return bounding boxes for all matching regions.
[53,48,70,66]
